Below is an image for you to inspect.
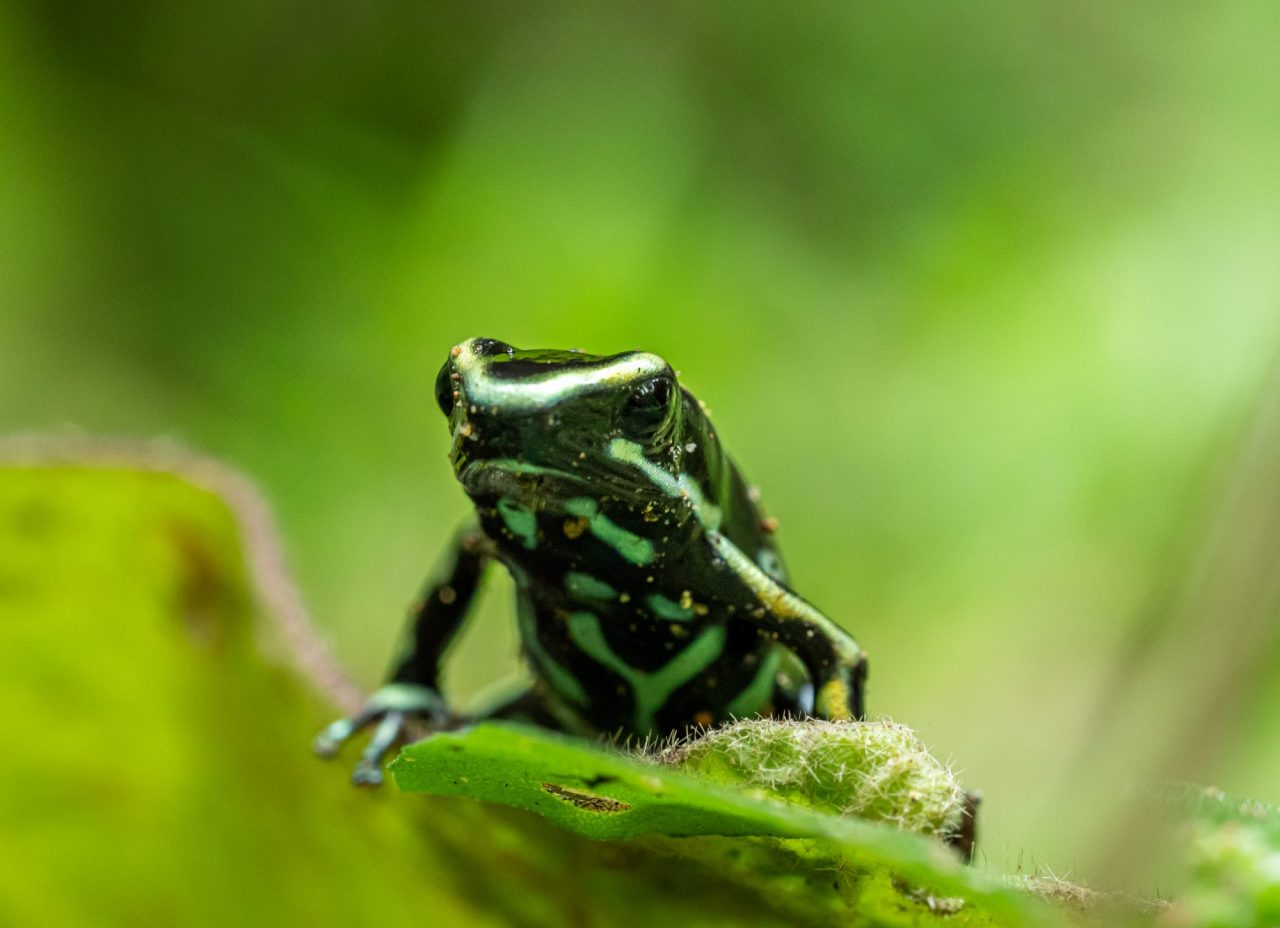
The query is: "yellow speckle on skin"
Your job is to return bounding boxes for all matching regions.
[678,590,693,610]
[670,624,688,638]
[563,516,589,539]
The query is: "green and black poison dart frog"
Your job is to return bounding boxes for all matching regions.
[316,337,868,785]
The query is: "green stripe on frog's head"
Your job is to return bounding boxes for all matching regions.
[439,338,696,510]
[443,338,671,413]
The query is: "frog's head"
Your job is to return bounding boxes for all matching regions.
[435,337,706,511]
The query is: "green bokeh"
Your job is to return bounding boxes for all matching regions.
[4,0,1280,901]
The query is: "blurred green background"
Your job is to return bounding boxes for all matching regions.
[4,0,1280,896]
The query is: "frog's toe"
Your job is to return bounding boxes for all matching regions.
[352,759,385,787]
[313,685,450,785]
[313,718,357,758]
[350,711,407,787]
[313,706,379,758]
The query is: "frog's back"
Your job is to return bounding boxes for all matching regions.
[680,387,789,586]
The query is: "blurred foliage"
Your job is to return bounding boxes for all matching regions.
[4,0,1280,907]
[1156,786,1280,928]
[0,466,490,927]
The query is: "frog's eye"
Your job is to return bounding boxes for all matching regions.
[471,338,514,358]
[434,364,455,417]
[623,376,675,432]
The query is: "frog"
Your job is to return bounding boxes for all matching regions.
[315,337,868,785]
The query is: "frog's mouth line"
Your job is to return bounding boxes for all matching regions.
[457,458,592,500]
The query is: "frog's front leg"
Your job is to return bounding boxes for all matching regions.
[313,683,451,785]
[708,530,867,721]
[314,523,492,785]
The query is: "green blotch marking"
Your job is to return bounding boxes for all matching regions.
[564,497,655,566]
[725,647,783,719]
[474,458,568,478]
[564,571,617,602]
[497,499,538,550]
[607,438,721,531]
[647,593,693,622]
[514,582,588,707]
[567,611,726,733]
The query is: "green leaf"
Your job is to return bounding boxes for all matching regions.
[393,722,1052,926]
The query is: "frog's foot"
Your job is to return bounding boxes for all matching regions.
[313,683,451,786]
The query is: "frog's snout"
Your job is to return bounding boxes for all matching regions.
[444,385,529,473]
[437,338,518,419]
